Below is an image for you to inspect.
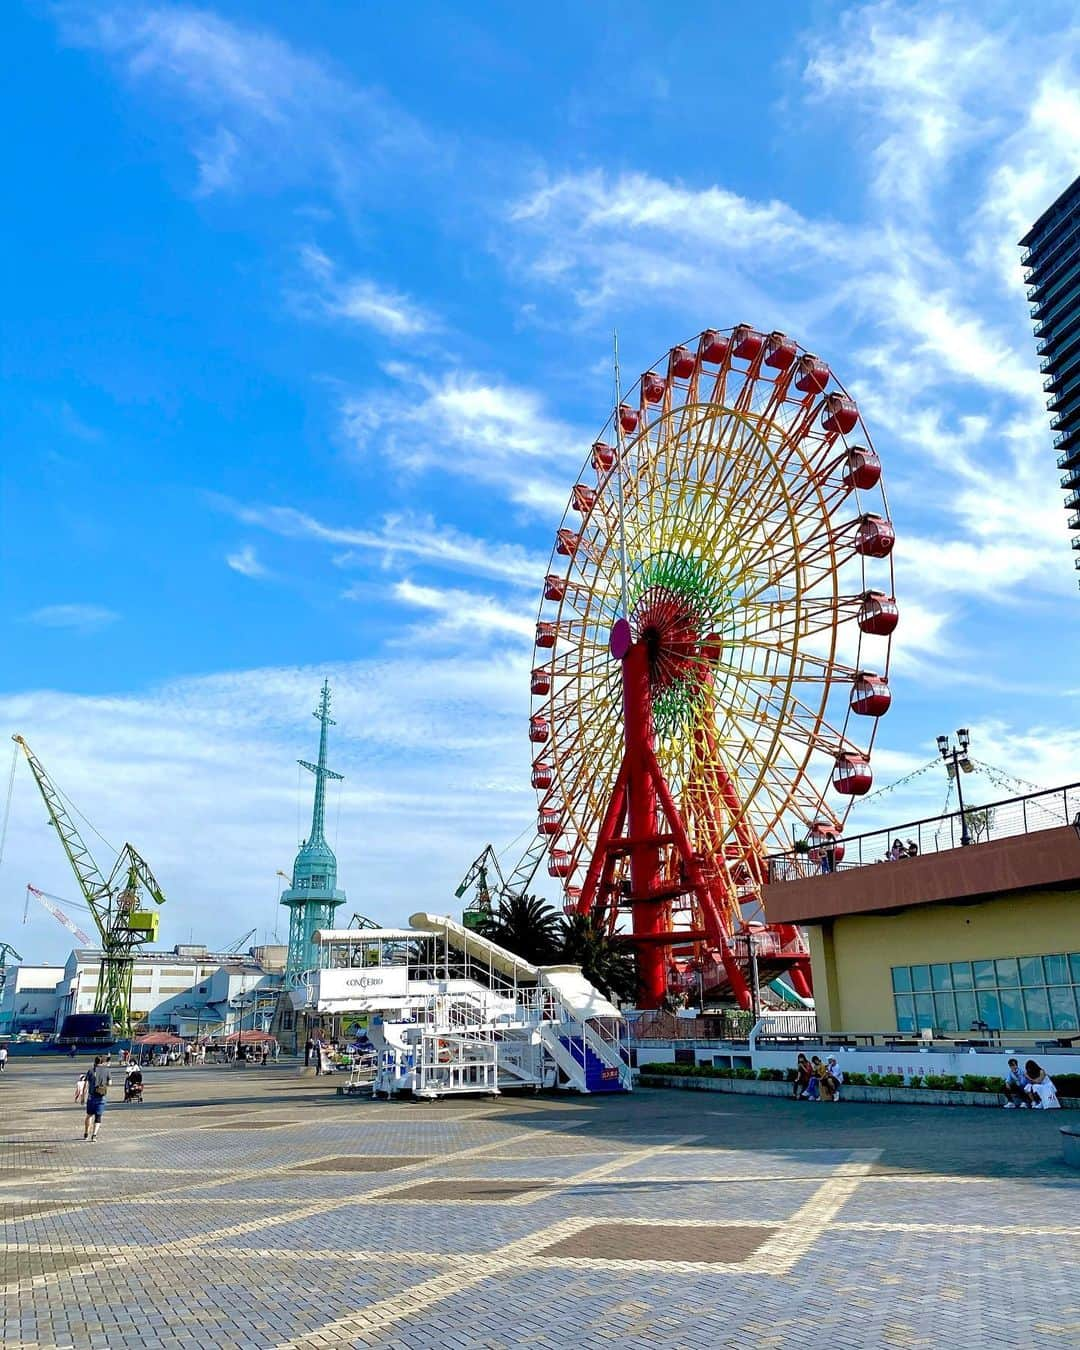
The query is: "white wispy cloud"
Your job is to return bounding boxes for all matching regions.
[193,125,240,196]
[215,498,545,586]
[387,579,535,641]
[225,545,269,579]
[55,401,103,442]
[507,168,855,326]
[57,4,433,200]
[298,245,435,338]
[25,604,119,631]
[802,5,1010,213]
[338,362,584,515]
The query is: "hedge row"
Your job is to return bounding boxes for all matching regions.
[638,1062,1080,1097]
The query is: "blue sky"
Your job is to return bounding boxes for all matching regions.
[2,1,1079,964]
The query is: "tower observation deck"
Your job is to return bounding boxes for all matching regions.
[281,680,346,985]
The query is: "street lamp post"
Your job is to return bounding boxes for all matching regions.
[746,931,761,1020]
[230,995,246,1062]
[937,728,974,847]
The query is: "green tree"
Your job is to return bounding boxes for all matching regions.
[477,893,562,966]
[558,911,640,1005]
[963,806,996,843]
[477,896,639,1004]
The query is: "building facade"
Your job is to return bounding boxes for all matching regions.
[1020,172,1080,590]
[55,944,284,1036]
[0,965,66,1035]
[766,820,1080,1045]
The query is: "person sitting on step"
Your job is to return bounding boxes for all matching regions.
[1001,1059,1031,1108]
[819,1057,843,1102]
[1024,1060,1060,1110]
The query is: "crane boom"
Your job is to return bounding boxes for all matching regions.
[225,927,257,953]
[502,835,546,899]
[12,735,166,1036]
[12,737,112,933]
[25,885,94,947]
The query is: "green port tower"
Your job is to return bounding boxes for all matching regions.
[281,680,346,986]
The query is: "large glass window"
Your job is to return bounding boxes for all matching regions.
[911,965,931,992]
[995,958,1019,987]
[1000,987,1025,1031]
[933,993,958,1031]
[976,991,1001,1028]
[955,991,977,1028]
[1022,987,1050,1029]
[1019,957,1044,987]
[891,949,1080,1033]
[1049,986,1078,1031]
[930,963,952,991]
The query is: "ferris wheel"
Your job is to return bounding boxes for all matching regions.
[528,326,898,1008]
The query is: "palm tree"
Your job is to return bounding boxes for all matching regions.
[477,893,562,966]
[558,912,640,1005]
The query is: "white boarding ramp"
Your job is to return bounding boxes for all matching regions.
[539,967,632,1093]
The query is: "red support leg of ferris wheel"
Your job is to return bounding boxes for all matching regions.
[579,625,751,1010]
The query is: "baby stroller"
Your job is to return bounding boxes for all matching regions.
[124,1069,144,1103]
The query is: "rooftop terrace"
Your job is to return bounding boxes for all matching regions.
[769,782,1080,884]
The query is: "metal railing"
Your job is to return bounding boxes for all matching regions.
[753,1011,820,1041]
[625,1008,756,1042]
[767,783,1080,884]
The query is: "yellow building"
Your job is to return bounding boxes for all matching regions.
[765,824,1080,1046]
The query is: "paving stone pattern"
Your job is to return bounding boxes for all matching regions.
[0,1059,1076,1348]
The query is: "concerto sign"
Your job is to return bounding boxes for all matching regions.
[312,966,409,1008]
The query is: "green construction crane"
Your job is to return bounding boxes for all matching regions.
[13,735,166,1036]
[0,941,22,998]
[455,836,547,931]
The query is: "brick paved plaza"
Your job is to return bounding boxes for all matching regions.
[1,1058,1077,1348]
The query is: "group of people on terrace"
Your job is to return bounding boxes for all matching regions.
[793,1053,842,1101]
[883,838,919,862]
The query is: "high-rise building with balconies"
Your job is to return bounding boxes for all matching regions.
[1020,173,1080,590]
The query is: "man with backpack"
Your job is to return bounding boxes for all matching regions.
[82,1056,112,1141]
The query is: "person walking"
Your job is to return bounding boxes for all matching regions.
[82,1055,112,1142]
[0,1045,9,1073]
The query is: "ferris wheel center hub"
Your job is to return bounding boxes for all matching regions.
[609,617,632,660]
